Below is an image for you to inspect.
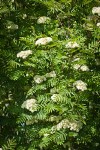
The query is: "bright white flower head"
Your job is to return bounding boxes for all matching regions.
[80,65,89,71]
[56,119,81,132]
[34,75,46,84]
[17,50,32,59]
[35,37,52,46]
[51,94,58,102]
[61,119,71,129]
[97,22,100,27]
[73,80,87,91]
[46,71,56,78]
[70,122,78,131]
[56,121,63,130]
[65,41,79,48]
[92,7,100,16]
[21,99,37,112]
[37,16,50,24]
[73,64,81,70]
[73,64,89,71]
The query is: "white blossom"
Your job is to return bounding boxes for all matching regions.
[0,148,2,150]
[97,22,100,27]
[7,24,18,29]
[34,75,46,84]
[37,16,50,24]
[22,14,27,19]
[56,121,63,130]
[17,50,32,59]
[70,122,79,131]
[21,99,37,112]
[56,119,81,132]
[73,80,87,91]
[73,64,89,71]
[73,64,81,70]
[80,65,89,71]
[35,37,52,46]
[65,41,79,48]
[44,133,49,137]
[51,94,58,102]
[92,7,100,16]
[46,71,56,78]
[61,119,71,129]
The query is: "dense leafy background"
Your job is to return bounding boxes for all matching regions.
[0,0,100,150]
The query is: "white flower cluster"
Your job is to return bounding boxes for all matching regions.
[73,80,87,91]
[92,7,100,16]
[97,22,100,27]
[46,71,56,78]
[0,148,2,150]
[65,41,79,48]
[37,16,51,24]
[34,71,56,84]
[34,75,46,84]
[51,94,59,102]
[21,99,37,113]
[80,65,89,71]
[17,50,32,59]
[73,64,89,71]
[7,24,18,30]
[51,119,82,133]
[35,37,52,46]
[73,64,80,70]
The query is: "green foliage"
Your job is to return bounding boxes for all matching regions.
[0,0,100,149]
[2,139,16,150]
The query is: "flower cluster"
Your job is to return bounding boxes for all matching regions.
[34,75,46,84]
[73,64,89,71]
[97,22,100,27]
[46,71,56,78]
[80,65,89,71]
[37,16,51,24]
[65,41,79,48]
[51,119,82,133]
[51,94,59,102]
[35,37,52,46]
[17,50,32,59]
[21,99,37,113]
[73,80,87,91]
[34,71,56,84]
[22,14,27,19]
[92,7,100,16]
[7,24,18,30]
[73,64,80,70]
